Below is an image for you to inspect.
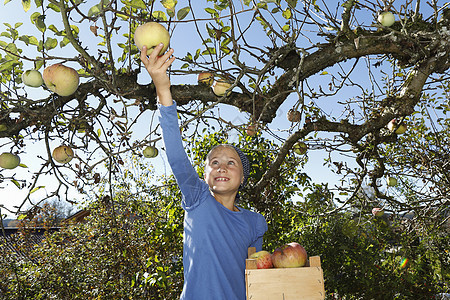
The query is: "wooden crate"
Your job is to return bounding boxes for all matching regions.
[245,247,325,300]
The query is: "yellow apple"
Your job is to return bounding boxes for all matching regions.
[134,22,170,56]
[378,11,395,27]
[0,152,20,169]
[43,64,79,96]
[212,79,232,96]
[387,176,398,187]
[52,145,74,164]
[293,142,308,155]
[22,69,44,87]
[143,145,159,158]
[197,72,214,87]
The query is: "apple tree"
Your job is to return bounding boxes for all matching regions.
[0,0,449,246]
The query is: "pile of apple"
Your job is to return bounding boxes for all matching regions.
[249,242,308,269]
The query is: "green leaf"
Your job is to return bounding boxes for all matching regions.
[161,0,177,10]
[30,12,46,32]
[152,11,167,21]
[28,35,38,46]
[286,0,297,8]
[44,37,58,50]
[282,8,292,19]
[11,179,21,188]
[282,24,290,32]
[35,59,44,70]
[60,37,70,47]
[17,214,27,220]
[30,186,44,194]
[128,0,146,9]
[88,4,102,17]
[22,0,31,12]
[177,6,190,20]
[204,7,216,15]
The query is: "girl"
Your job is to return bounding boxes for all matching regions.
[140,43,267,300]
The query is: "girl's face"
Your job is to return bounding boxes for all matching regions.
[204,146,244,196]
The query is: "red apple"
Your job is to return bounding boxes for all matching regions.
[197,72,214,87]
[43,64,79,96]
[287,109,301,122]
[52,145,74,164]
[249,250,273,269]
[246,124,258,136]
[271,242,308,268]
[372,207,384,217]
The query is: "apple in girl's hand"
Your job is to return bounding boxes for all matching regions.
[197,72,214,87]
[43,64,79,96]
[22,69,43,87]
[372,207,384,217]
[0,152,20,169]
[271,242,308,268]
[143,146,159,158]
[378,11,395,27]
[249,250,273,269]
[134,22,170,56]
[52,145,74,164]
[212,79,232,96]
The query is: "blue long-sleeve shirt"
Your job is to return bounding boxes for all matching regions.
[159,102,268,300]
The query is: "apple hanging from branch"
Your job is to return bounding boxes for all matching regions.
[143,145,159,158]
[387,176,398,187]
[22,69,44,87]
[287,109,301,122]
[52,145,74,164]
[43,64,79,96]
[197,72,214,87]
[212,79,233,97]
[378,11,395,27]
[0,152,21,169]
[372,207,385,217]
[387,119,407,134]
[134,22,170,56]
[293,141,308,155]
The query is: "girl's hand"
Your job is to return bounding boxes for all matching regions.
[140,44,175,105]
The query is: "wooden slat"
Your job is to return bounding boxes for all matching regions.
[246,267,325,300]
